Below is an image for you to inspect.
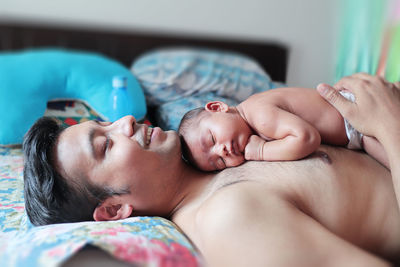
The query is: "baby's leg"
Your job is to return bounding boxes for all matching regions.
[362,136,390,169]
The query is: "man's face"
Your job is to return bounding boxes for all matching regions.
[54,116,182,216]
[185,112,251,171]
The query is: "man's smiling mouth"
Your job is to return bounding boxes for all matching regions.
[134,124,153,147]
[146,127,153,145]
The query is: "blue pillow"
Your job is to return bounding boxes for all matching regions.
[131,48,284,130]
[131,48,283,107]
[0,49,147,145]
[155,92,239,131]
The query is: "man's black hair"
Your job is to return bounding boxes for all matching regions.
[23,117,127,226]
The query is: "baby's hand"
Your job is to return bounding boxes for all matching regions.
[245,135,265,161]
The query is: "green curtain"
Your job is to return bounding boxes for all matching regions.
[336,0,399,82]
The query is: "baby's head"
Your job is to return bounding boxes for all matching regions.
[178,101,252,171]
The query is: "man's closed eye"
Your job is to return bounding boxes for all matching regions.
[102,135,111,156]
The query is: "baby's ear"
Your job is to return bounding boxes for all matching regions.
[205,101,229,112]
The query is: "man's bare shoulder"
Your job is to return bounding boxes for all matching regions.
[191,174,392,267]
[191,179,385,267]
[192,181,295,263]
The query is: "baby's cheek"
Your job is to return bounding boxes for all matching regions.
[228,155,245,168]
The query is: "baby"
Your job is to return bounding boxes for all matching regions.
[178,85,388,171]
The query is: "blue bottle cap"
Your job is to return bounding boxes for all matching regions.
[112,76,127,88]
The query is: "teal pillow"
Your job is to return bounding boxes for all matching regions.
[0,49,147,145]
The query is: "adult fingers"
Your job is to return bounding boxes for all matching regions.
[336,73,371,84]
[317,83,353,117]
[333,73,376,91]
[333,76,360,92]
[350,72,373,79]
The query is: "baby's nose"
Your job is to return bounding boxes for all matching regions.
[214,144,228,157]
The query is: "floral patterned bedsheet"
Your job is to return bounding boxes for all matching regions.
[0,142,201,266]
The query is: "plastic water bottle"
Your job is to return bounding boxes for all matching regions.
[109,76,133,122]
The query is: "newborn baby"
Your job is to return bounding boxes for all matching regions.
[178,86,388,171]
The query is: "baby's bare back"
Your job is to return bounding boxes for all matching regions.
[239,87,349,145]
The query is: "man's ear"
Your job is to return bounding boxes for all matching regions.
[205,101,229,113]
[93,197,133,222]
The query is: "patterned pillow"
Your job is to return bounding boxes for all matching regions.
[131,47,284,130]
[44,100,153,127]
[0,147,25,233]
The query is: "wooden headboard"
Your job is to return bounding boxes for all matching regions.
[0,22,288,82]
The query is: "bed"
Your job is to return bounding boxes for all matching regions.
[0,21,288,266]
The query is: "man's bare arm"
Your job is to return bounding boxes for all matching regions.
[196,186,388,267]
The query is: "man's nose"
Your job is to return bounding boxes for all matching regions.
[111,115,136,136]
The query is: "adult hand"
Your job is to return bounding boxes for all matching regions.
[319,73,400,215]
[317,73,400,143]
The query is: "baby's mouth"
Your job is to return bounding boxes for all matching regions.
[232,140,241,156]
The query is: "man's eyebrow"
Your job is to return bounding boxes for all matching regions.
[88,121,99,159]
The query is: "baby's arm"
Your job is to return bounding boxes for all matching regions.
[244,106,321,161]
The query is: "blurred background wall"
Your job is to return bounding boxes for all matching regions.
[0,0,338,87]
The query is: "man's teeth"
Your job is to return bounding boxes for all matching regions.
[146,127,153,145]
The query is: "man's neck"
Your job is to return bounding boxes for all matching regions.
[169,162,216,219]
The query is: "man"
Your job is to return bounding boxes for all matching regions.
[24,74,400,266]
